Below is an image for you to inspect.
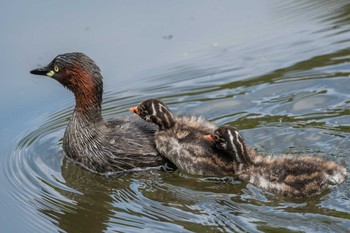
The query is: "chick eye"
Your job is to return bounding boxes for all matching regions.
[139,107,144,113]
[54,66,59,72]
[218,138,225,143]
[213,135,225,143]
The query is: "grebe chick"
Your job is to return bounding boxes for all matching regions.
[205,127,347,198]
[130,99,235,176]
[30,52,167,174]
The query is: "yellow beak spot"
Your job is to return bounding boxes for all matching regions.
[46,70,55,77]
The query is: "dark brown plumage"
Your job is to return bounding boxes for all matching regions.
[130,99,237,176]
[30,52,167,174]
[207,127,347,198]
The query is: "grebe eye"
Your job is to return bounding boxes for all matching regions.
[139,107,144,113]
[214,135,219,141]
[218,138,225,143]
[54,66,59,72]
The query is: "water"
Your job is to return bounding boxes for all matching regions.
[1,1,350,232]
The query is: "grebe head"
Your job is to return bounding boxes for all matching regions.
[130,99,175,130]
[205,126,251,164]
[30,52,103,113]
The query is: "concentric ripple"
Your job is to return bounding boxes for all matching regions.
[5,83,350,232]
[4,110,74,232]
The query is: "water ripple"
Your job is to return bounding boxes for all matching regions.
[5,86,350,232]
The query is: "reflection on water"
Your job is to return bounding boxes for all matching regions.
[2,1,350,232]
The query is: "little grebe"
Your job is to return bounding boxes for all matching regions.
[130,99,245,176]
[205,127,347,198]
[30,52,167,174]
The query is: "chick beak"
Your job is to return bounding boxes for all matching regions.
[204,133,216,143]
[129,106,140,115]
[30,66,54,77]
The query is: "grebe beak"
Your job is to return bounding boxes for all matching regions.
[30,65,56,77]
[129,106,140,115]
[204,133,216,143]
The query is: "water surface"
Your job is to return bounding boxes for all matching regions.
[1,1,350,232]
